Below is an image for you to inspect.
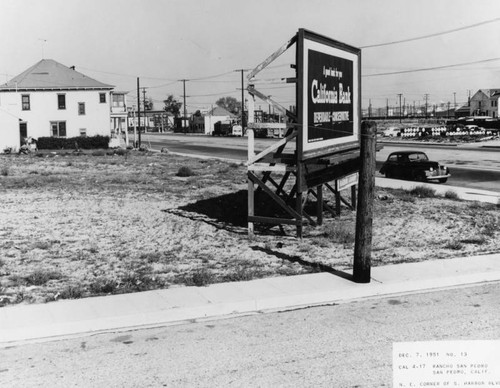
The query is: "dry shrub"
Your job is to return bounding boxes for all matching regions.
[409,186,436,198]
[176,166,195,177]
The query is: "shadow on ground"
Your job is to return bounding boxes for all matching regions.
[164,189,296,235]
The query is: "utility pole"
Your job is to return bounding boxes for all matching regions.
[181,79,188,131]
[453,92,457,110]
[447,102,451,118]
[386,98,389,118]
[354,121,377,283]
[137,77,141,148]
[424,94,429,119]
[235,69,246,129]
[142,87,149,134]
[397,94,402,122]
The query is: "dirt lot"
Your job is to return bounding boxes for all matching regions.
[1,150,499,306]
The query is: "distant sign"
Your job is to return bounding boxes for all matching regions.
[298,29,360,159]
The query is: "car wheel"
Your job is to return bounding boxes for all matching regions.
[438,178,448,183]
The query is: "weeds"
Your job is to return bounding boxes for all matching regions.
[1,166,9,176]
[322,222,355,244]
[176,166,195,177]
[408,186,436,198]
[89,276,117,294]
[444,239,463,250]
[181,267,215,287]
[444,190,459,200]
[58,285,85,300]
[31,241,52,250]
[475,215,498,237]
[21,269,63,286]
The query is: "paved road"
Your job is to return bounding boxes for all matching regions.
[143,133,500,192]
[2,282,498,387]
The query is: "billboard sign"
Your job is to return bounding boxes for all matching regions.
[298,29,361,159]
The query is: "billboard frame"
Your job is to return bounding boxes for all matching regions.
[297,29,362,161]
[246,29,363,238]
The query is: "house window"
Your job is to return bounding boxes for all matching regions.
[78,102,86,115]
[79,128,87,136]
[58,94,66,109]
[50,121,66,137]
[22,94,30,110]
[112,93,125,107]
[99,93,106,103]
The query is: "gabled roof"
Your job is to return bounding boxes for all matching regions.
[209,106,236,117]
[478,89,500,98]
[0,59,113,92]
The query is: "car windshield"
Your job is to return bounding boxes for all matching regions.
[408,153,428,162]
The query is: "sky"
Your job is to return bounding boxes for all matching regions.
[2,0,500,113]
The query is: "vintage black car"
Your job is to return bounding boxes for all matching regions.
[380,151,451,183]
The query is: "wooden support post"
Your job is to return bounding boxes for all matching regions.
[296,163,303,238]
[353,121,377,283]
[335,189,341,216]
[351,185,357,210]
[248,129,255,238]
[316,185,323,225]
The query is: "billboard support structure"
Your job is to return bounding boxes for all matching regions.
[247,29,362,238]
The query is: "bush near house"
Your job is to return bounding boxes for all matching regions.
[37,135,110,150]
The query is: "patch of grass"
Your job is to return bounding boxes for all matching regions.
[58,285,85,300]
[475,215,499,237]
[444,190,459,200]
[181,267,215,287]
[460,236,487,245]
[89,276,117,294]
[408,186,436,198]
[1,166,10,176]
[221,265,264,282]
[322,222,355,244]
[119,272,161,292]
[176,166,195,177]
[31,241,52,250]
[22,269,64,286]
[444,239,464,250]
[139,251,164,263]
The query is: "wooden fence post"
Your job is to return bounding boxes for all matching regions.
[353,121,377,283]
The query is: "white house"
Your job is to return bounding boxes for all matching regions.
[204,106,237,134]
[0,59,113,151]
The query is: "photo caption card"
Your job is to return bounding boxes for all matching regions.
[393,340,500,387]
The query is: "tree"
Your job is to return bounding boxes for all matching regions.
[163,95,182,117]
[215,96,240,115]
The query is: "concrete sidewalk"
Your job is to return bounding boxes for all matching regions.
[1,179,499,348]
[1,254,499,348]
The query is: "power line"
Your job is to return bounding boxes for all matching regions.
[363,57,500,77]
[361,17,500,48]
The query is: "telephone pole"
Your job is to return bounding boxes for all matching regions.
[397,94,402,122]
[137,77,141,147]
[235,69,246,129]
[181,79,188,131]
[424,94,429,119]
[142,87,148,133]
